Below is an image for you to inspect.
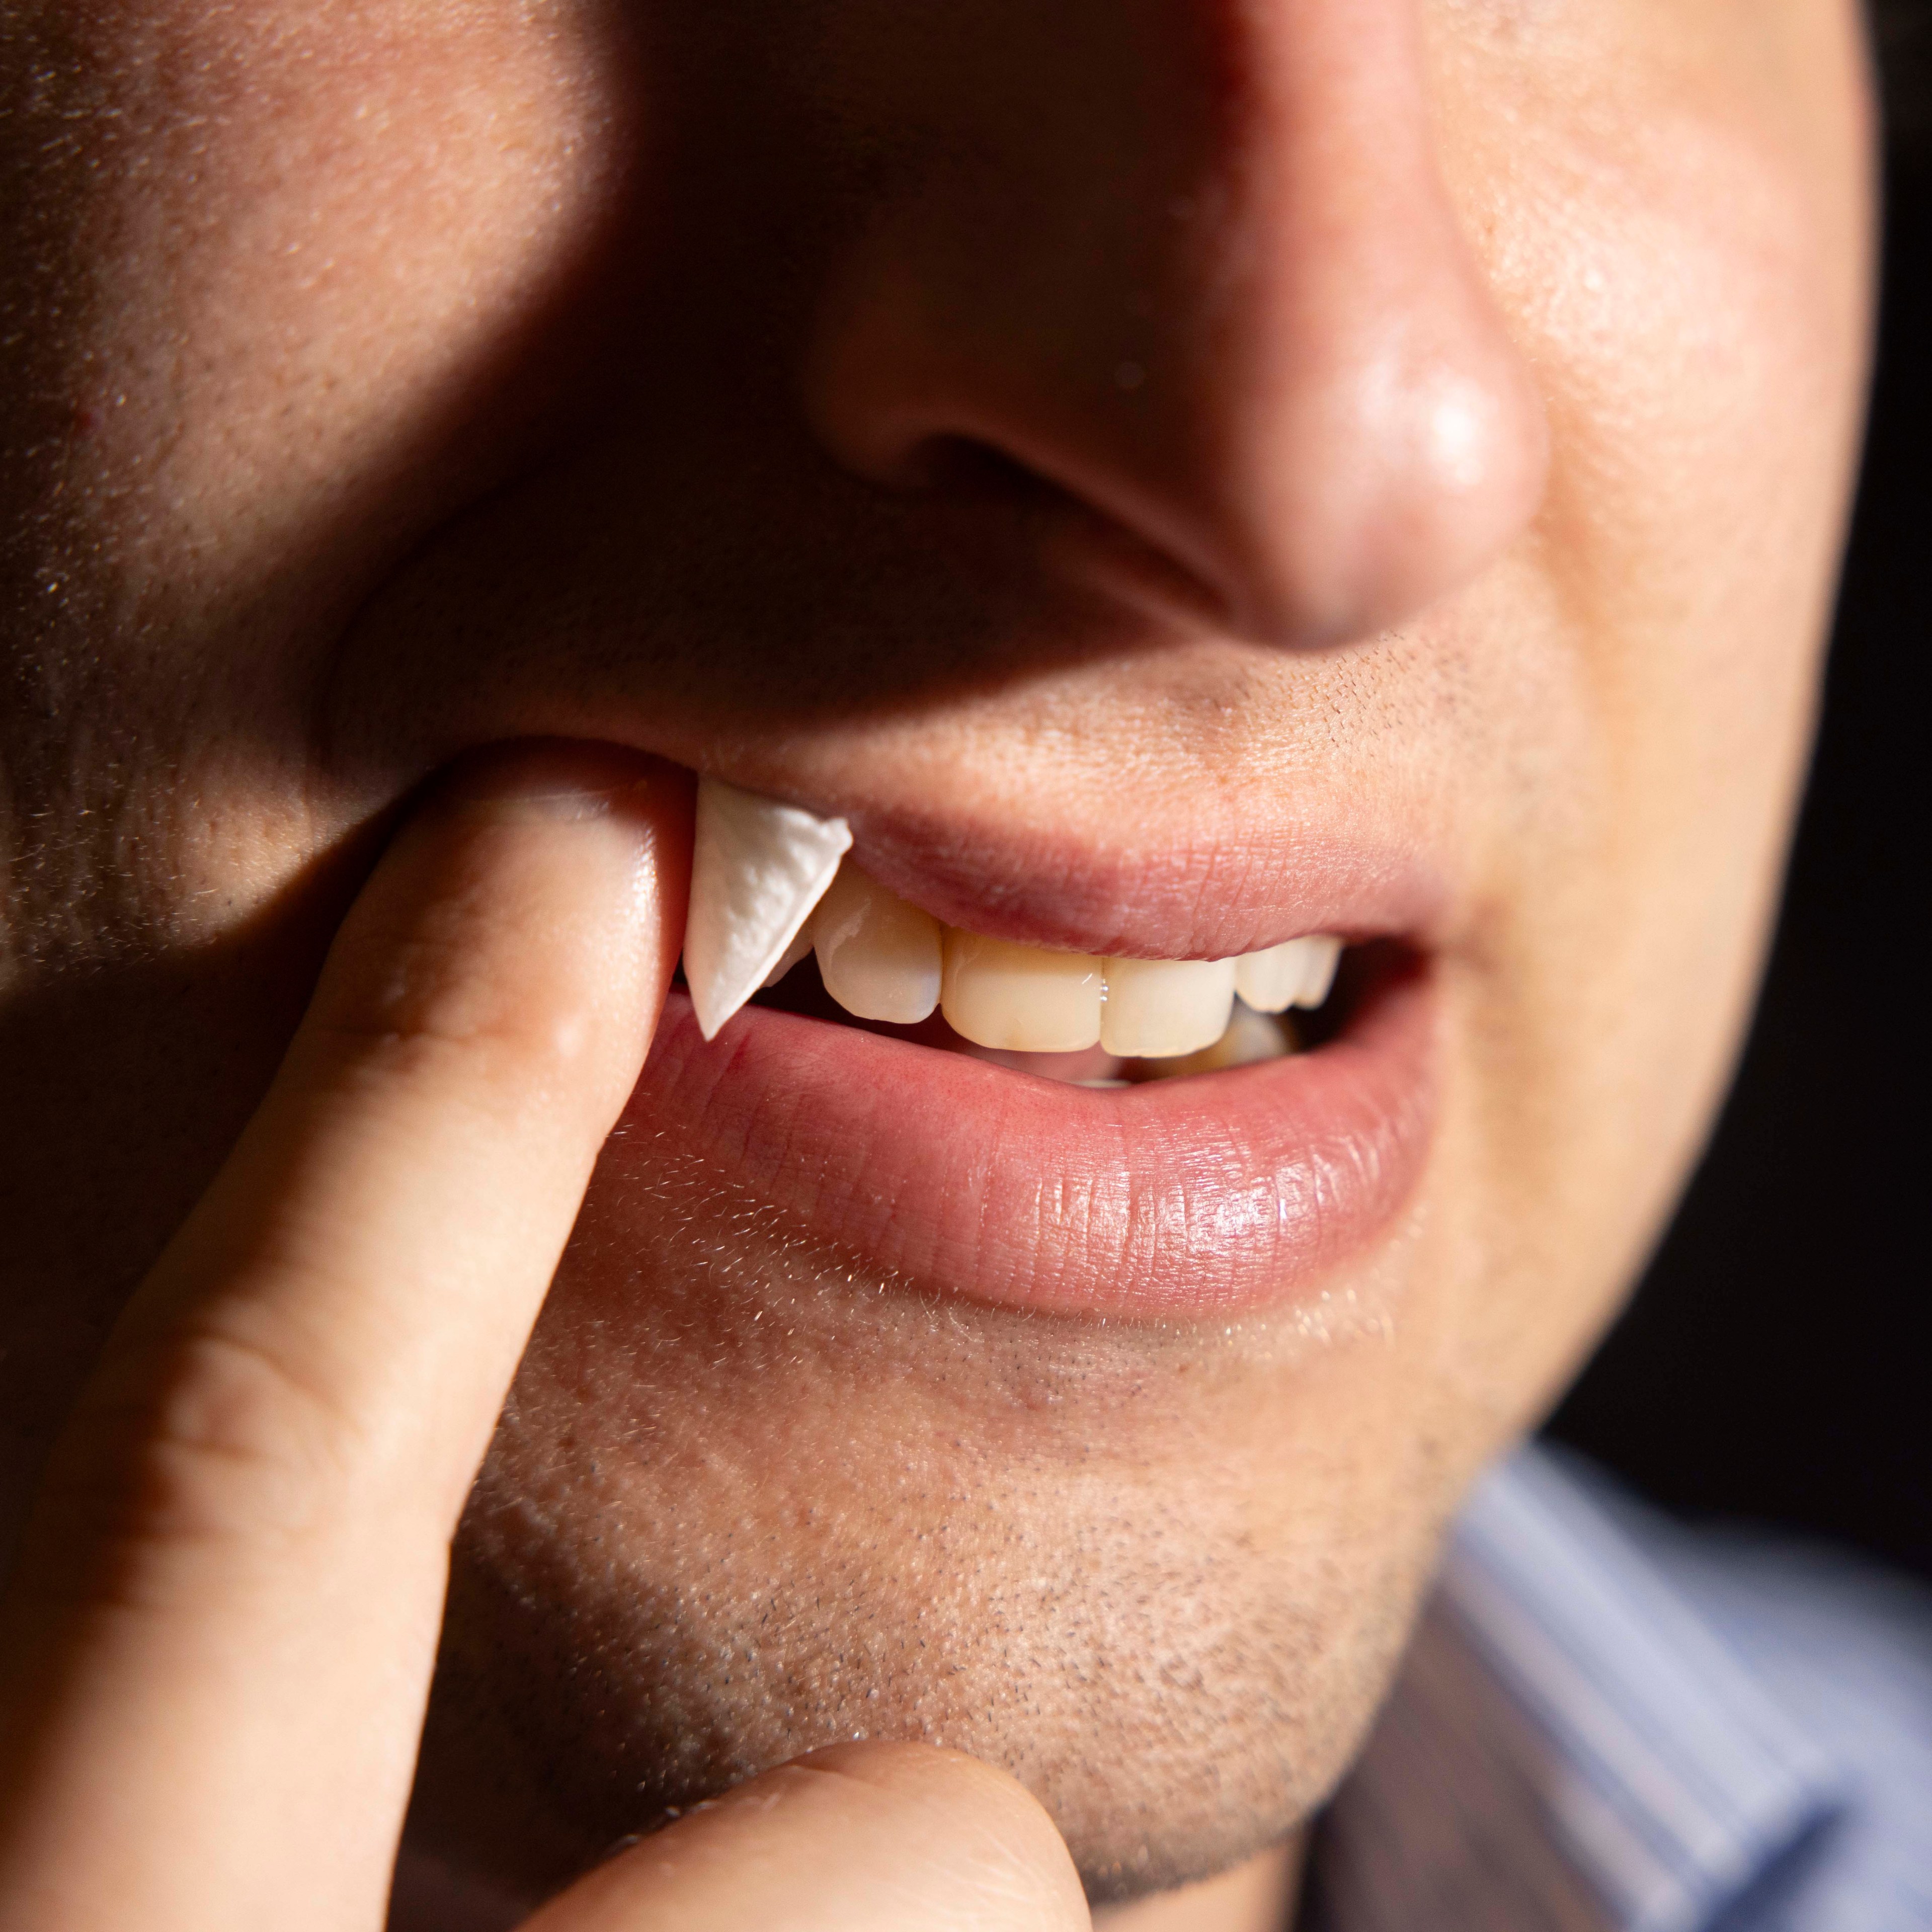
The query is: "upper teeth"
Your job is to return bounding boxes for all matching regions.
[1233,934,1342,1015]
[1094,954,1239,1059]
[684,778,1344,1051]
[813,855,946,1023]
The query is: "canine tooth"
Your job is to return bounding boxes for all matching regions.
[1141,1004,1294,1079]
[1293,934,1343,1009]
[683,777,851,1039]
[1100,956,1236,1058]
[1233,938,1318,1014]
[941,932,1104,1052]
[812,861,943,1023]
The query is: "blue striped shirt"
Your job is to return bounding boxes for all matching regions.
[1307,1445,1932,1931]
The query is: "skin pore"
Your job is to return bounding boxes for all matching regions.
[0,0,1874,1922]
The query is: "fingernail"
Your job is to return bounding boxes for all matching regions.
[437,742,660,824]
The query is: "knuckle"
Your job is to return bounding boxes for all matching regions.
[316,905,596,1076]
[305,974,596,1117]
[27,1321,368,1614]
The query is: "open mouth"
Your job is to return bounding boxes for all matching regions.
[675,828,1364,1088]
[610,777,1438,1325]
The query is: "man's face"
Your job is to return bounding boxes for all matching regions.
[0,0,1873,1906]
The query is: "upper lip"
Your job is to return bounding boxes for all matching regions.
[826,799,1447,960]
[670,737,1454,960]
[331,603,1454,969]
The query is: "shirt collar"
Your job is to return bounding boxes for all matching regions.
[1309,1446,1846,1932]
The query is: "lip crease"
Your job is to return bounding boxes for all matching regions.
[612,948,1436,1322]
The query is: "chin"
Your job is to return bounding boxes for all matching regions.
[400,1060,1504,1907]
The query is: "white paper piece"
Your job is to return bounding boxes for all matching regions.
[762,925,816,989]
[684,777,852,1039]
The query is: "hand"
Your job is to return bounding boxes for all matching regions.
[0,744,1086,1932]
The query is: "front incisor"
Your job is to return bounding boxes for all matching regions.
[1100,957,1237,1058]
[941,933,1105,1052]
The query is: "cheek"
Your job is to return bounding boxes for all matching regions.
[1459,20,1868,623]
[22,0,646,639]
[1401,3,1873,1422]
[3,0,660,951]
[1432,0,1871,741]
[1538,46,1870,1034]
[1507,99,1866,971]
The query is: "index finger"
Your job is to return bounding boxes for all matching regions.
[0,743,691,1932]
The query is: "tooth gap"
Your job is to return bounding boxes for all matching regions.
[898,436,1057,501]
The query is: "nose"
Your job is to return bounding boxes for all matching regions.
[800,0,1548,647]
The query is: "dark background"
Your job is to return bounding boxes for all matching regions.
[1546,83,1930,1578]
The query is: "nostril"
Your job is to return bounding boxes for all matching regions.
[889,434,1054,501]
[855,429,1240,634]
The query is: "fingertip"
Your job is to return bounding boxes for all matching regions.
[423,739,696,831]
[794,1741,1091,1925]
[794,1740,1077,1861]
[529,1741,1090,1932]
[305,742,691,1111]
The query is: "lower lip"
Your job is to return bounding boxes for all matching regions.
[613,960,1436,1322]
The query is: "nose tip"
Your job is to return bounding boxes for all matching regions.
[1220,230,1553,644]
[797,0,1549,648]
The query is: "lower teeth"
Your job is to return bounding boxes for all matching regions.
[1127,1002,1295,1080]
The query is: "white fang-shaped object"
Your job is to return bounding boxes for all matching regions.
[684,777,851,1039]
